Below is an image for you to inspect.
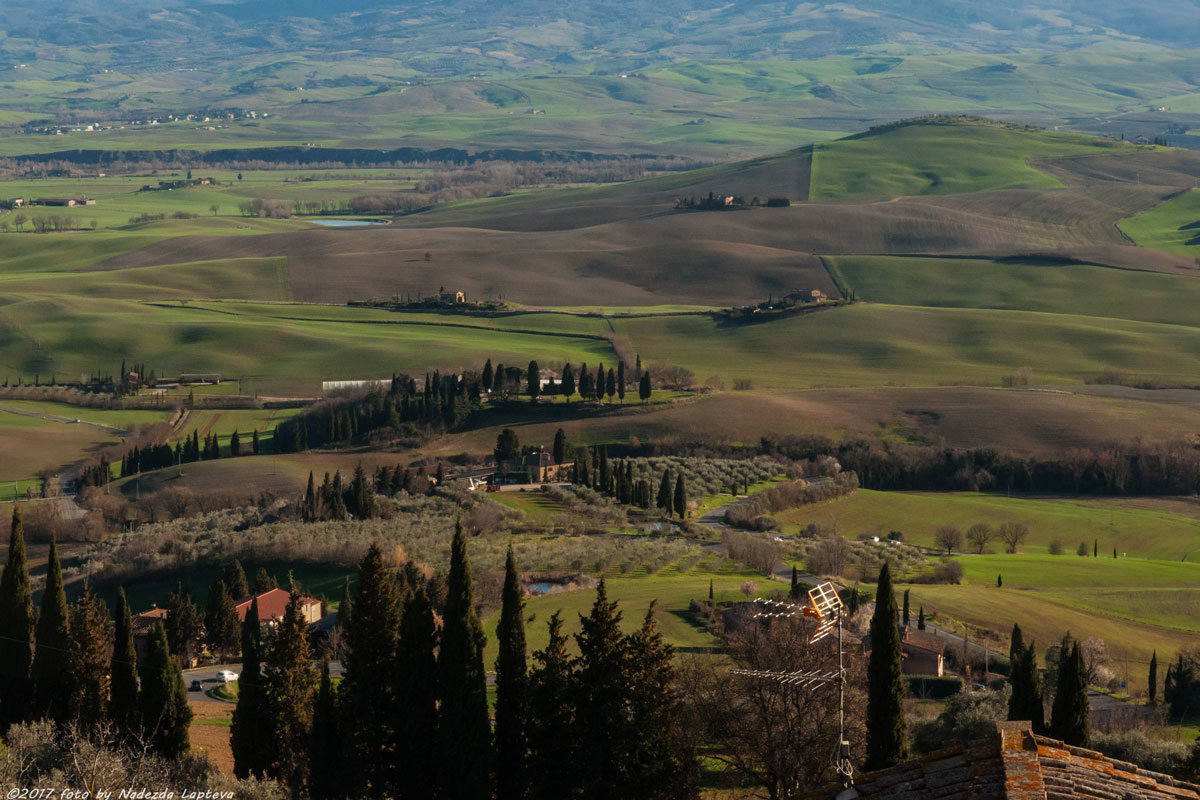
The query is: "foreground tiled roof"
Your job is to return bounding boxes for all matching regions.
[801,721,1200,800]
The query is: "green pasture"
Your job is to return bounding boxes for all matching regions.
[827,255,1200,328]
[490,491,569,519]
[1118,188,1200,257]
[610,304,1200,389]
[482,568,767,665]
[0,258,292,301]
[778,490,1200,562]
[809,121,1134,200]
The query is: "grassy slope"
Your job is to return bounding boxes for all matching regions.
[809,122,1132,200]
[1119,188,1200,257]
[778,490,1200,562]
[828,255,1200,328]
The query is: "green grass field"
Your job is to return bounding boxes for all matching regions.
[778,490,1200,562]
[1118,189,1200,257]
[490,491,569,519]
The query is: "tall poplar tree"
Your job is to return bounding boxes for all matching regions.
[110,586,140,737]
[527,612,576,800]
[139,621,192,757]
[495,546,528,800]
[0,506,34,728]
[394,588,438,800]
[69,584,112,729]
[232,598,273,779]
[31,536,72,723]
[865,563,906,770]
[436,522,493,799]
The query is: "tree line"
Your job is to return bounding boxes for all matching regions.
[231,527,696,799]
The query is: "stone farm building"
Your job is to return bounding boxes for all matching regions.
[494,448,572,485]
[801,720,1200,799]
[32,197,95,207]
[862,625,946,677]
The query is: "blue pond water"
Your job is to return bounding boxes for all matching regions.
[309,218,387,227]
[528,582,557,595]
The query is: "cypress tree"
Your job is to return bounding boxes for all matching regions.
[865,563,907,770]
[789,565,800,599]
[561,363,575,400]
[348,462,375,519]
[848,583,860,616]
[308,661,342,800]
[482,359,494,392]
[436,522,493,799]
[69,584,112,729]
[139,621,192,757]
[224,559,250,600]
[0,506,34,728]
[527,612,577,800]
[335,577,352,631]
[1010,623,1024,664]
[495,546,528,800]
[1094,539,1098,557]
[329,471,348,520]
[252,429,261,455]
[606,368,616,400]
[232,598,273,779]
[917,606,925,630]
[1049,636,1090,746]
[709,579,714,601]
[574,580,631,798]
[303,471,318,521]
[1150,651,1159,705]
[255,566,277,593]
[579,362,592,399]
[673,473,687,518]
[902,589,910,628]
[344,543,402,794]
[230,429,241,457]
[595,363,605,401]
[997,574,1003,587]
[657,469,672,512]
[264,580,318,793]
[617,360,626,402]
[639,371,651,402]
[205,579,241,660]
[394,587,438,800]
[31,536,72,723]
[527,359,540,401]
[553,428,567,465]
[110,587,140,737]
[1008,642,1044,733]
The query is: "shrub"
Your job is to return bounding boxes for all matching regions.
[1091,730,1188,777]
[911,686,1010,755]
[1048,540,1063,555]
[932,560,964,585]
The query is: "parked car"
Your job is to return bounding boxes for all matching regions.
[218,670,239,683]
[189,679,202,692]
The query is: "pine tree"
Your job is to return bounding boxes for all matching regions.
[255,567,277,593]
[436,522,493,799]
[0,506,34,728]
[527,612,577,800]
[394,587,438,800]
[110,587,140,737]
[265,579,318,792]
[139,621,192,757]
[902,589,910,628]
[1049,635,1090,746]
[1150,651,1159,706]
[657,469,672,512]
[232,598,273,779]
[224,559,250,600]
[308,661,342,800]
[495,546,528,800]
[673,473,687,518]
[917,606,925,630]
[31,536,72,723]
[574,580,630,799]
[865,563,907,770]
[69,584,112,729]
[205,579,241,660]
[344,544,402,794]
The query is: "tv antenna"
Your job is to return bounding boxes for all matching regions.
[731,581,854,787]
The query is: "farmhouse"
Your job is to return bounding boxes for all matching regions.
[800,721,1200,799]
[862,624,946,676]
[235,588,323,626]
[439,289,466,304]
[495,447,571,485]
[32,197,95,207]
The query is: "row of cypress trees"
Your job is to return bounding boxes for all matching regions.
[570,448,688,516]
[229,523,695,799]
[0,507,192,755]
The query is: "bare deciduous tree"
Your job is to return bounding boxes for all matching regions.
[999,521,1030,554]
[965,522,993,554]
[934,524,963,555]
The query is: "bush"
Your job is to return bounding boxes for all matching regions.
[1048,540,1063,555]
[932,560,964,584]
[723,472,858,530]
[1091,730,1189,777]
[911,686,1010,755]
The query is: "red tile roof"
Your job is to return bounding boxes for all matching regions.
[235,588,320,623]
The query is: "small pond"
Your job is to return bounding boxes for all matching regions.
[309,218,389,227]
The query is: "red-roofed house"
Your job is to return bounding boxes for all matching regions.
[236,588,322,626]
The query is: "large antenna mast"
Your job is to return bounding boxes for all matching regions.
[731,581,854,786]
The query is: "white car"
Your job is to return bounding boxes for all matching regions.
[218,670,240,683]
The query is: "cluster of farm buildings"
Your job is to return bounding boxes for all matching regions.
[1,196,96,209]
